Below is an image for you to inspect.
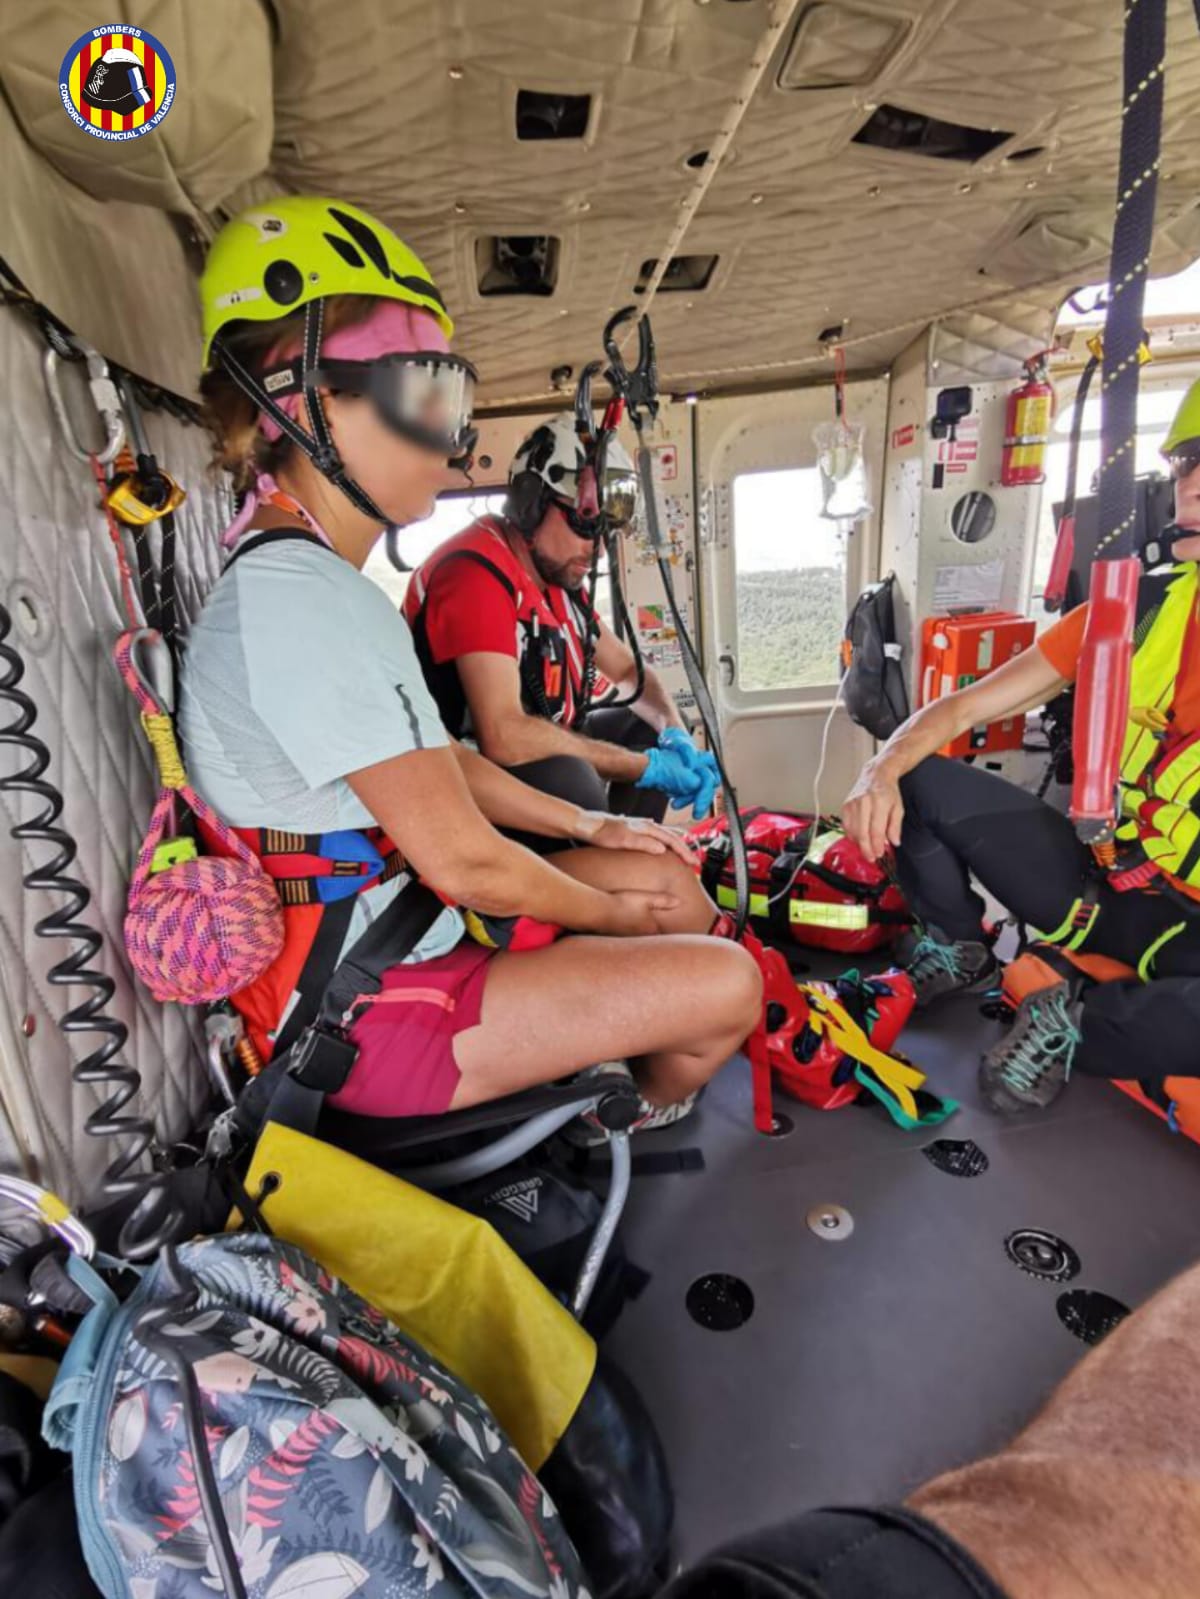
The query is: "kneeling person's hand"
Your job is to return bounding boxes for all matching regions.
[842,762,904,863]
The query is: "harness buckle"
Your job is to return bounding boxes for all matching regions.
[311,444,344,478]
[287,1023,359,1094]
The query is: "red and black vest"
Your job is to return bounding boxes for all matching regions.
[405,517,601,736]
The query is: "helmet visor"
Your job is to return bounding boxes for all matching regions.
[548,450,639,531]
[602,467,639,527]
[1166,440,1200,483]
[312,353,478,459]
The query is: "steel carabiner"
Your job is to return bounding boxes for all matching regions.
[603,305,660,429]
[0,1175,96,1259]
[43,340,126,465]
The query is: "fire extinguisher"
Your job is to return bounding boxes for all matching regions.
[1001,352,1055,487]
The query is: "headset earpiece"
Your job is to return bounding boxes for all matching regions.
[505,471,549,538]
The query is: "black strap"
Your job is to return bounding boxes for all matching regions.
[258,880,446,1140]
[319,881,445,1027]
[225,527,330,569]
[271,894,359,1060]
[431,546,520,603]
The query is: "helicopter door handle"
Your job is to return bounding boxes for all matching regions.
[718,647,736,687]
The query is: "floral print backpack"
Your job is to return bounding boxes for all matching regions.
[43,1233,589,1599]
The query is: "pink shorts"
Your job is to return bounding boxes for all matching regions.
[327,940,493,1118]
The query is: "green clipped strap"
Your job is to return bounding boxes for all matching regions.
[853,1064,959,1131]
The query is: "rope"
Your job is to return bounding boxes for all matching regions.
[624,0,805,328]
[89,456,143,632]
[482,250,1118,410]
[140,711,186,790]
[1093,0,1167,561]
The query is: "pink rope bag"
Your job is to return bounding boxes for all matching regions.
[117,631,284,1004]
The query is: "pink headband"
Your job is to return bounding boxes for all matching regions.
[258,300,451,442]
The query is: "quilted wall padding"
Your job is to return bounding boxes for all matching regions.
[0,28,245,402]
[0,306,227,1202]
[1,0,273,214]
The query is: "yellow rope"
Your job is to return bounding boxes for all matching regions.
[141,711,186,790]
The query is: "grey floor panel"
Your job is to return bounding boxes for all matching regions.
[604,979,1200,1569]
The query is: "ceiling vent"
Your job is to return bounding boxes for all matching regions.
[635,254,719,294]
[477,236,561,297]
[516,90,592,141]
[852,104,1012,163]
[779,3,910,90]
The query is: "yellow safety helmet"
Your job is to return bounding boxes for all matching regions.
[1162,377,1200,458]
[200,195,452,365]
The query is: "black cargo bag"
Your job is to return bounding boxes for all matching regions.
[841,572,910,739]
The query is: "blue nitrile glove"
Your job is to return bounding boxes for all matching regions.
[635,745,706,810]
[658,729,721,819]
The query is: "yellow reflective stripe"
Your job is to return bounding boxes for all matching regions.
[716,884,872,929]
[1037,902,1082,946]
[1066,911,1097,952]
[716,886,771,918]
[789,901,871,930]
[1122,565,1197,788]
[1036,897,1096,951]
[1137,922,1188,982]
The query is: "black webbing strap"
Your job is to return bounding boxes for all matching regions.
[238,880,446,1142]
[270,894,359,1061]
[422,547,583,723]
[225,527,330,568]
[1092,0,1165,565]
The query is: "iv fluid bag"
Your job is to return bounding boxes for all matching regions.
[814,419,872,524]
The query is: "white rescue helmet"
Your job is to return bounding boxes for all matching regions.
[508,414,638,535]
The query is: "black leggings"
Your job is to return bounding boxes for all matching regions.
[501,709,666,854]
[898,756,1200,1081]
[661,1507,1007,1599]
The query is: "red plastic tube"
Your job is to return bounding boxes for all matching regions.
[1069,557,1141,841]
[1043,513,1076,613]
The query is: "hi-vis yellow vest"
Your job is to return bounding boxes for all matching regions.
[1116,563,1200,892]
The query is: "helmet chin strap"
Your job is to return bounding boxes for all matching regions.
[216,301,389,524]
[1142,524,1200,570]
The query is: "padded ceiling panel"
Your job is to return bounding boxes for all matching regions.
[249,0,1200,408]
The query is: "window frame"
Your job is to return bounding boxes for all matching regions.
[725,462,854,707]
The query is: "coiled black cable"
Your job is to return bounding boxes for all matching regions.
[0,600,179,1258]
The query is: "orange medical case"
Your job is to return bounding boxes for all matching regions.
[919,610,1037,757]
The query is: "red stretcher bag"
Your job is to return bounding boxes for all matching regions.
[688,808,911,955]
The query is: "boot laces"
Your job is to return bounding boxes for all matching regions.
[998,988,1080,1092]
[909,935,969,987]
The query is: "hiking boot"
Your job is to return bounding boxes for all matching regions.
[979,978,1081,1115]
[900,930,998,1010]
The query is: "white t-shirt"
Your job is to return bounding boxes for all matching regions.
[179,534,463,962]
